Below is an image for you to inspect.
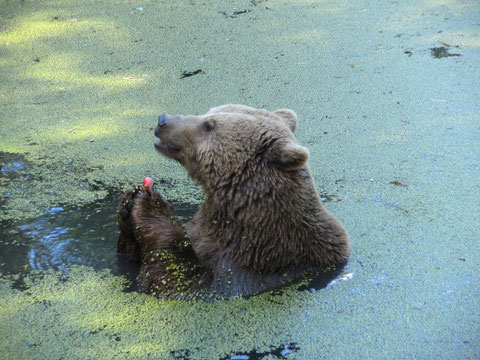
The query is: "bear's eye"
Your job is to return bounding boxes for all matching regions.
[201,120,215,132]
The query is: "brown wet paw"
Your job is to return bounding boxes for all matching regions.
[119,186,146,220]
[134,190,175,218]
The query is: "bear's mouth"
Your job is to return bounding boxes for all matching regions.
[154,138,182,153]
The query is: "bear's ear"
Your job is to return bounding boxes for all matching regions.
[274,109,298,132]
[274,143,309,171]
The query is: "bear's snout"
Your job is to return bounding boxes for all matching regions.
[155,114,170,138]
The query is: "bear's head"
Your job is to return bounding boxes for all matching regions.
[154,104,309,189]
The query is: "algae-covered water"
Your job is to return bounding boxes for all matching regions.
[1,0,479,359]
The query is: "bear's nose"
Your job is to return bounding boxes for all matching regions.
[158,114,169,127]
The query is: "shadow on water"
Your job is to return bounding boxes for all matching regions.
[169,342,300,360]
[430,46,461,58]
[220,342,300,360]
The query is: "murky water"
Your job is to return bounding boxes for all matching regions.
[0,191,200,290]
[0,152,201,288]
[0,153,30,209]
[220,342,300,360]
[0,192,129,281]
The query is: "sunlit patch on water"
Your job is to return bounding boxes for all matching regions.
[326,272,353,288]
[296,262,353,293]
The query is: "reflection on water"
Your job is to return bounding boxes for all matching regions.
[0,193,124,277]
[0,159,26,174]
[0,153,31,205]
[0,192,199,285]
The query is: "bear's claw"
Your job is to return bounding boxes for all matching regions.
[119,185,148,220]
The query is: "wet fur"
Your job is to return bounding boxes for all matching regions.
[117,104,349,297]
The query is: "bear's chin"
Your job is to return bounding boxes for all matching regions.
[153,140,181,161]
[154,140,181,156]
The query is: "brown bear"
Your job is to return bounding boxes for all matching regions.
[117,104,349,298]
